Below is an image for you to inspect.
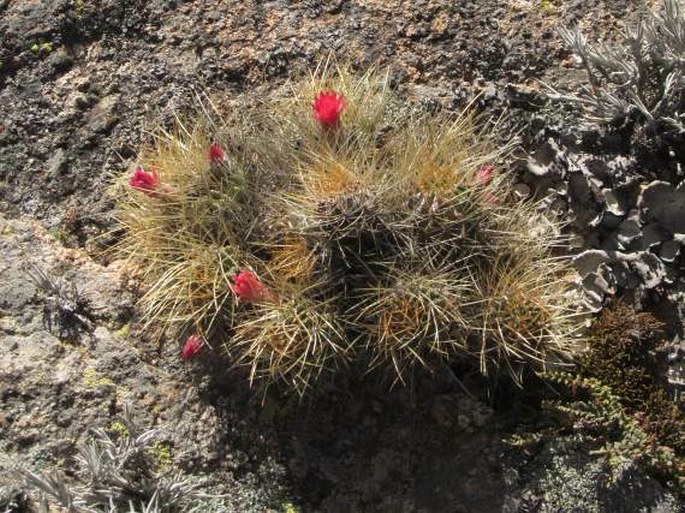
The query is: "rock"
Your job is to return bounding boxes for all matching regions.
[46,148,68,178]
[47,47,73,75]
[0,0,682,509]
[0,487,27,513]
[0,214,289,511]
[84,94,120,137]
[513,182,531,199]
[503,432,683,513]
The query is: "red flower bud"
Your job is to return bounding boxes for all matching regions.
[312,90,346,128]
[208,142,226,164]
[181,335,203,361]
[129,166,160,195]
[231,270,267,304]
[476,165,494,184]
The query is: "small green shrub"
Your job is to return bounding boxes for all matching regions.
[540,302,685,493]
[114,64,584,393]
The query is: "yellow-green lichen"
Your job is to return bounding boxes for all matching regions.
[149,441,173,470]
[108,421,129,439]
[114,324,131,339]
[30,42,54,54]
[538,0,556,14]
[282,502,299,513]
[83,368,116,389]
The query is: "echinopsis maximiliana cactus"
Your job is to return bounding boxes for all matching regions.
[115,65,585,393]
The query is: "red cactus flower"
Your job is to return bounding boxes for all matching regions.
[476,165,495,184]
[129,166,160,195]
[312,90,346,128]
[208,142,226,164]
[181,335,203,361]
[231,270,267,303]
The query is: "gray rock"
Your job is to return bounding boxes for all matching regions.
[46,148,68,178]
[0,214,290,511]
[503,434,682,513]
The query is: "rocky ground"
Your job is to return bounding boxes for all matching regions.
[1,0,683,512]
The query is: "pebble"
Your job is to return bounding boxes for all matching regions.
[512,182,531,198]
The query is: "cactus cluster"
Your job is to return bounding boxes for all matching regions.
[115,65,584,393]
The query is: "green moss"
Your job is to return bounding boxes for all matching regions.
[48,229,69,244]
[585,302,663,404]
[543,302,685,494]
[0,224,15,237]
[584,303,684,455]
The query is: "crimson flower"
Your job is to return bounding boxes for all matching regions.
[231,270,267,303]
[181,335,203,361]
[208,142,226,164]
[129,166,160,195]
[312,90,346,128]
[476,165,494,184]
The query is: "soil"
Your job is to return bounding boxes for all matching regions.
[1,1,682,512]
[0,0,638,239]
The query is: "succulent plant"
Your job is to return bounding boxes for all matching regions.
[23,406,213,513]
[114,64,585,393]
[558,0,685,167]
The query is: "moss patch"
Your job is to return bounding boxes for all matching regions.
[541,302,685,494]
